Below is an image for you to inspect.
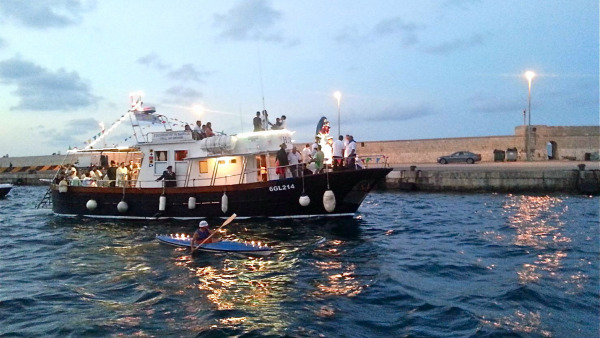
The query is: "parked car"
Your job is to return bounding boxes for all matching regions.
[437,151,481,164]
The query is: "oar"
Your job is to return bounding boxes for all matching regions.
[191,213,237,253]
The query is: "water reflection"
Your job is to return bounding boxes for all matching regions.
[503,195,571,285]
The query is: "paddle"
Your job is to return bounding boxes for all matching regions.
[191,213,237,253]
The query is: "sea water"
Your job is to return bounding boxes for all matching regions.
[0,186,598,336]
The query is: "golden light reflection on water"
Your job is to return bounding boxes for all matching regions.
[481,310,552,337]
[480,195,583,335]
[312,240,368,299]
[503,195,571,286]
[182,254,299,332]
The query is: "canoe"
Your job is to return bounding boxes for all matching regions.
[0,184,12,198]
[156,234,272,256]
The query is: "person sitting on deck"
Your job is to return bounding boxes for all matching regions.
[205,122,215,137]
[270,118,282,130]
[191,221,218,252]
[193,120,202,140]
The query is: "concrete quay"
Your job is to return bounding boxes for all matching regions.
[384,161,600,194]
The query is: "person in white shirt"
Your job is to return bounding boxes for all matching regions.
[116,162,129,187]
[280,115,287,129]
[344,135,357,169]
[332,135,345,171]
[287,146,302,177]
[323,137,334,167]
[301,144,312,163]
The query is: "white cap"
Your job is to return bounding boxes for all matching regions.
[199,220,208,227]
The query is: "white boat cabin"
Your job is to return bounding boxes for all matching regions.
[135,129,295,188]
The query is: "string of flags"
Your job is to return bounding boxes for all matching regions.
[79,112,195,148]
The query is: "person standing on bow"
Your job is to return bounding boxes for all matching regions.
[253,112,263,131]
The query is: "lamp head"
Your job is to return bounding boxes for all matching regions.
[525,71,535,82]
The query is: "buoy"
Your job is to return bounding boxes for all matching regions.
[323,190,336,212]
[58,180,68,193]
[117,201,128,213]
[221,192,228,214]
[299,194,310,207]
[188,197,196,209]
[159,195,166,211]
[86,199,97,211]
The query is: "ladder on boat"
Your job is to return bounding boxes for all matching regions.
[36,187,52,209]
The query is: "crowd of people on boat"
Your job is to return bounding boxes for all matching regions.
[253,110,287,131]
[275,134,359,179]
[184,120,216,140]
[55,160,140,187]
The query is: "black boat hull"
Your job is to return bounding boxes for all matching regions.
[51,168,391,219]
[0,185,12,198]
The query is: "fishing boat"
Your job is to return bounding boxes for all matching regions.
[0,183,12,198]
[156,234,272,256]
[42,97,391,219]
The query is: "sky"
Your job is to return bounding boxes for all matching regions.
[0,0,597,156]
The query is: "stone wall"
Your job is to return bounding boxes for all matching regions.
[358,125,599,164]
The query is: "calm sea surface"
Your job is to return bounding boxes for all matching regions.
[0,186,598,337]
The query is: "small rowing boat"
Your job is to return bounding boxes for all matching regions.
[156,234,273,256]
[0,184,13,198]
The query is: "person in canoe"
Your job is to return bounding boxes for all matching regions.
[191,220,218,253]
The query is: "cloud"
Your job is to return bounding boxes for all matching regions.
[335,17,423,47]
[167,64,212,83]
[421,34,485,54]
[214,0,294,44]
[374,103,437,122]
[468,93,522,114]
[41,118,99,148]
[0,57,98,111]
[164,86,202,103]
[0,37,6,49]
[136,53,171,71]
[372,18,421,47]
[443,0,482,10]
[0,0,95,29]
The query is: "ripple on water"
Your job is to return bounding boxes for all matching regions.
[0,188,598,336]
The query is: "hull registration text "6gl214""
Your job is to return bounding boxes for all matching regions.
[269,184,295,192]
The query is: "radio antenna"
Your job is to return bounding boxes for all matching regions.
[257,41,266,111]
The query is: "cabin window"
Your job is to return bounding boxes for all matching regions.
[218,160,226,164]
[175,150,188,161]
[154,150,168,175]
[155,151,168,161]
[230,159,237,164]
[198,160,208,174]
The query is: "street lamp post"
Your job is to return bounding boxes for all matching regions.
[334,91,341,138]
[525,71,535,161]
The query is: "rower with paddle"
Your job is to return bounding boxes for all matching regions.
[190,214,236,253]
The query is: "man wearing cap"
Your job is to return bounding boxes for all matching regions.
[191,220,216,252]
[156,165,177,187]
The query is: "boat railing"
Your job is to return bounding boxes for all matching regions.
[55,158,374,189]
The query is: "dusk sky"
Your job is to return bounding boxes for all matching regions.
[0,0,597,156]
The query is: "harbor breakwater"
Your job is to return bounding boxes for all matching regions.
[385,163,599,194]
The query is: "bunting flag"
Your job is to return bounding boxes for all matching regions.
[376,158,380,163]
[134,111,161,124]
